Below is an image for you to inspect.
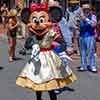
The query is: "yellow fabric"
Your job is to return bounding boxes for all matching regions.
[68,0,80,4]
[16,73,76,91]
[8,9,17,17]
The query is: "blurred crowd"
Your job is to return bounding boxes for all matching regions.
[0,1,100,73]
[0,1,100,99]
[0,3,9,27]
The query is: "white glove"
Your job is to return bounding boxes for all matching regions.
[31,44,40,61]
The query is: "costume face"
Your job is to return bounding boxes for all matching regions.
[21,2,52,36]
[29,11,51,36]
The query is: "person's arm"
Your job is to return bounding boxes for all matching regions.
[82,15,97,27]
[86,15,97,27]
[0,7,4,12]
[8,19,18,30]
[12,23,18,29]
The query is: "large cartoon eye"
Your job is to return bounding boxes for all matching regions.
[32,17,37,23]
[39,17,45,23]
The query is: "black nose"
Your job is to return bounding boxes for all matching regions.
[35,20,39,24]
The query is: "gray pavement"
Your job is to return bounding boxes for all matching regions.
[0,36,100,100]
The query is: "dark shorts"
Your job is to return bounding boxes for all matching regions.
[7,31,16,38]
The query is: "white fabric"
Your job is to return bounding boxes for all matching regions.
[20,51,72,84]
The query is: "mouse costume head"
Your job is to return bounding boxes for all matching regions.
[21,2,52,36]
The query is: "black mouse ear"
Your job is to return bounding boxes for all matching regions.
[49,6,63,22]
[21,8,30,24]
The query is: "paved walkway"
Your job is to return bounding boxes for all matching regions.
[0,34,100,100]
[0,23,100,100]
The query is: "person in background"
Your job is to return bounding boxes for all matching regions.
[49,1,74,56]
[7,9,18,62]
[48,1,74,94]
[0,3,8,28]
[79,4,97,73]
[91,7,98,57]
[59,17,74,56]
[65,4,82,56]
[96,7,100,42]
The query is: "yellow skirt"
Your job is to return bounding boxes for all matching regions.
[16,73,76,91]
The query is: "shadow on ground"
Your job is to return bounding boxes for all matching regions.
[0,66,4,70]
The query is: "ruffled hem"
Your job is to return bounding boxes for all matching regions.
[16,73,76,91]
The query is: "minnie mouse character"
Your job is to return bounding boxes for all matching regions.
[16,2,76,100]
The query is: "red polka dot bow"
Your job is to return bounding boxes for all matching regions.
[29,2,48,12]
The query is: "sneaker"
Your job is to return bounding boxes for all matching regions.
[12,57,17,60]
[55,88,63,94]
[8,57,13,62]
[19,48,26,55]
[94,53,97,58]
[90,68,97,73]
[78,67,87,71]
[77,50,80,56]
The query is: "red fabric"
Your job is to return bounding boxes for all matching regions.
[94,27,98,38]
[52,20,62,34]
[51,41,60,47]
[8,38,16,47]
[40,48,52,52]
[29,2,48,12]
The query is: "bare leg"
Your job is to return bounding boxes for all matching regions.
[8,38,13,62]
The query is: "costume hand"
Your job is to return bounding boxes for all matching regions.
[28,56,39,64]
[31,44,40,60]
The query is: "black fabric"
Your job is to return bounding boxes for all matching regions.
[55,37,66,51]
[49,6,63,22]
[96,29,100,42]
[24,36,36,50]
[36,91,42,100]
[0,16,2,23]
[48,90,57,100]
[36,90,57,100]
[7,28,17,38]
[21,8,30,24]
[9,31,16,37]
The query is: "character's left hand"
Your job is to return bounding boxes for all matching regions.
[31,44,40,60]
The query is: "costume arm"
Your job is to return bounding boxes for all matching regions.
[29,44,40,63]
[31,44,40,61]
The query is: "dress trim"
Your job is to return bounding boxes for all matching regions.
[16,73,76,91]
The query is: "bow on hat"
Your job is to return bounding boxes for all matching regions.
[29,2,48,12]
